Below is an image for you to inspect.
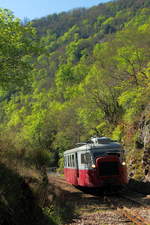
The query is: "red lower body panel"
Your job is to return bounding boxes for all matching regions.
[64,168,78,186]
[64,166,128,187]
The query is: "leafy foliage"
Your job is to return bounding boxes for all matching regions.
[0,9,36,90]
[0,0,150,182]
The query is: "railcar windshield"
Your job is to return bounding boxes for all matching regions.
[92,150,122,161]
[93,152,105,159]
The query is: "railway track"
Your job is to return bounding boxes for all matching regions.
[48,174,150,225]
[117,207,149,225]
[105,192,150,225]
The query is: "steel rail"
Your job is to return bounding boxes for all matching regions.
[120,193,150,209]
[117,207,150,225]
[105,195,150,225]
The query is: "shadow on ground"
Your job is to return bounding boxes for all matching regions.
[128,178,150,195]
[0,163,55,225]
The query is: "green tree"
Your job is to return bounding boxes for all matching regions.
[0,9,36,89]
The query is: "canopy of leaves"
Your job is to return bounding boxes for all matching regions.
[0,9,37,90]
[0,0,150,170]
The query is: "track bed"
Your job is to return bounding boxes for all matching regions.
[48,174,150,224]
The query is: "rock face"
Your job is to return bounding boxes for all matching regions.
[139,104,150,182]
[126,104,150,193]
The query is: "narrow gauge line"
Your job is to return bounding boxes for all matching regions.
[117,207,150,225]
[104,195,150,225]
[119,192,150,209]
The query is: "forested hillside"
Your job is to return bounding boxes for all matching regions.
[0,0,150,223]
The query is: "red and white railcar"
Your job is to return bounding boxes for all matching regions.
[64,137,128,188]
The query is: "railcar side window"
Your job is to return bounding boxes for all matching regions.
[64,156,67,167]
[81,153,91,164]
[69,155,72,167]
[67,155,70,167]
[72,154,75,167]
[66,154,75,167]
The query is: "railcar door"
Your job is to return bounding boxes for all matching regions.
[75,152,79,178]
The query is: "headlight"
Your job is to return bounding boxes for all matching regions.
[91,164,96,168]
[122,162,126,166]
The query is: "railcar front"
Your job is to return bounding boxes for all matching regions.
[64,137,128,188]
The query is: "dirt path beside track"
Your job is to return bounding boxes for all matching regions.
[48,174,130,225]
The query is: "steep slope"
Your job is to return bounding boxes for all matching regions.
[0,0,150,192]
[32,0,150,37]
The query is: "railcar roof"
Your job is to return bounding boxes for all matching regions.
[64,142,123,154]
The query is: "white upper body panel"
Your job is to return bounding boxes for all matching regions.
[64,137,125,169]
